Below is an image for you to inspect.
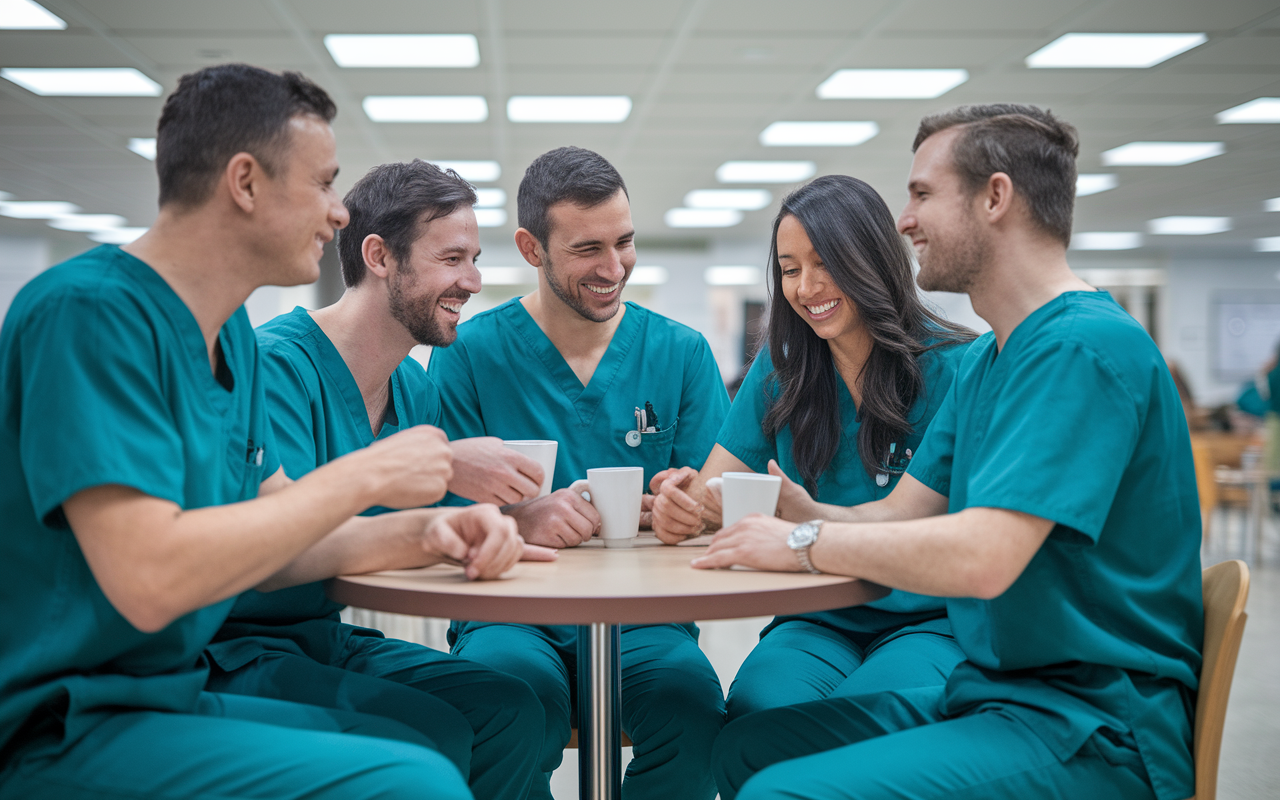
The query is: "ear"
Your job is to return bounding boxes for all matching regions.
[361,234,394,281]
[514,228,544,268]
[225,152,264,214]
[981,172,1016,225]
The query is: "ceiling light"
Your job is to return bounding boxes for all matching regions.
[0,0,65,29]
[474,208,507,227]
[90,227,147,245]
[1026,33,1206,68]
[507,96,632,123]
[1148,216,1231,235]
[0,67,161,96]
[47,214,126,232]
[1076,174,1117,196]
[715,161,816,184]
[705,266,762,286]
[323,34,479,68]
[0,200,81,218]
[128,137,156,160]
[816,69,967,99]
[474,188,506,208]
[433,161,500,182]
[684,189,772,210]
[1256,237,1280,253]
[363,96,488,123]
[1266,197,1280,212]
[1216,98,1280,124]
[629,266,669,285]
[665,208,743,228]
[1071,232,1143,250]
[1100,142,1224,166]
[0,191,11,200]
[480,266,537,285]
[760,121,878,147]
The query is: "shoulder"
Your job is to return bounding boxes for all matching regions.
[626,303,712,353]
[453,298,522,341]
[13,247,147,320]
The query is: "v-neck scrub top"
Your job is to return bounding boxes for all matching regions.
[908,291,1203,800]
[0,245,279,755]
[717,340,968,636]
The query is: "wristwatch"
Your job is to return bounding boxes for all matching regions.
[787,520,824,574]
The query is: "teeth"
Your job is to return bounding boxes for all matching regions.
[440,301,462,313]
[806,300,838,315]
[586,283,620,295]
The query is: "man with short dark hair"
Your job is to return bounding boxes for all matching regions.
[0,64,480,800]
[427,146,730,800]
[204,159,556,800]
[700,104,1203,800]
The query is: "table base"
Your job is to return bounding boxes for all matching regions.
[577,622,622,800]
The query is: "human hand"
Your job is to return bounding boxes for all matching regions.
[649,466,705,545]
[359,425,453,509]
[422,504,524,580]
[769,460,819,521]
[690,513,801,572]
[639,492,655,530]
[448,437,544,505]
[507,488,601,548]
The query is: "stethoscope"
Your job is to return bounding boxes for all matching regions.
[876,442,912,487]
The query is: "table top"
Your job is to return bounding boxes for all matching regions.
[328,534,888,625]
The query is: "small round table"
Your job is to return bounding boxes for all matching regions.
[329,536,887,800]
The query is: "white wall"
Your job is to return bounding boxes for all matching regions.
[0,237,51,320]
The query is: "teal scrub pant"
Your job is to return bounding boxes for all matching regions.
[0,691,470,800]
[205,629,543,800]
[452,622,725,800]
[713,685,1156,800]
[726,619,965,719]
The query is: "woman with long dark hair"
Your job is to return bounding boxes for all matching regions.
[652,174,974,718]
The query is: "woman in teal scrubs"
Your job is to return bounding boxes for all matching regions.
[652,175,973,718]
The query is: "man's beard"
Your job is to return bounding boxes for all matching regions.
[543,252,624,323]
[388,264,461,347]
[915,219,989,294]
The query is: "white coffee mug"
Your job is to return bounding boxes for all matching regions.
[502,440,558,498]
[708,472,782,528]
[570,467,644,548]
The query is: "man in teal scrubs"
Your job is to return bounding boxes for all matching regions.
[0,65,488,799]
[696,104,1203,800]
[205,160,552,800]
[427,147,731,800]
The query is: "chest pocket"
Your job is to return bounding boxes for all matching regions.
[626,417,680,474]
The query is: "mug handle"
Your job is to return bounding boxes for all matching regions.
[569,479,591,504]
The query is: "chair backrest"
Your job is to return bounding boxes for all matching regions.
[1190,436,1218,515]
[1193,559,1250,800]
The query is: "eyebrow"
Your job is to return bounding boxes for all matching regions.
[567,229,635,249]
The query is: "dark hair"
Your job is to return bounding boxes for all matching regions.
[517,146,628,249]
[761,175,974,493]
[156,63,336,208]
[337,160,477,287]
[913,103,1079,246]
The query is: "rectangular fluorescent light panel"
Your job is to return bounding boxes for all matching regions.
[1256,237,1280,253]
[128,137,156,160]
[0,0,65,28]
[1216,98,1280,124]
[684,189,772,210]
[324,34,479,68]
[716,161,816,184]
[705,266,762,286]
[1,68,161,96]
[474,188,506,208]
[1071,232,1143,250]
[432,161,500,182]
[507,96,632,123]
[0,200,80,218]
[91,227,147,245]
[363,96,488,122]
[1266,197,1280,212]
[1101,142,1224,166]
[817,69,967,99]
[480,266,537,285]
[760,121,878,147]
[1026,33,1206,68]
[47,214,126,232]
[665,209,743,228]
[1148,216,1231,235]
[1076,174,1117,196]
[629,266,668,286]
[474,208,507,227]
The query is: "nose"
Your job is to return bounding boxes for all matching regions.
[331,199,351,231]
[797,266,823,299]
[896,207,914,236]
[602,248,628,283]
[460,259,482,294]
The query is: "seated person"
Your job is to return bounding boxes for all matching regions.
[651,174,973,720]
[205,159,556,800]
[426,146,731,800]
[697,104,1203,800]
[0,64,484,800]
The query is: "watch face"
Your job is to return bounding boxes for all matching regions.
[787,523,817,549]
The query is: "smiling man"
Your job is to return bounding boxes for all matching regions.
[427,146,730,800]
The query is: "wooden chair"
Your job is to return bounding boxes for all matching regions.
[566,728,632,749]
[1191,560,1250,800]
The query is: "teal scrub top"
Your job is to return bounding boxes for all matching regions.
[428,299,730,493]
[907,291,1203,800]
[718,340,968,638]
[206,307,442,670]
[0,246,279,754]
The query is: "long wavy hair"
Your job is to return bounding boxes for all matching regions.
[760,175,974,494]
